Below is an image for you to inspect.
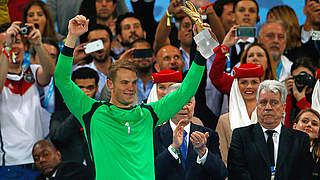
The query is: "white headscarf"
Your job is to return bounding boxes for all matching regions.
[229,78,257,130]
[312,80,320,113]
[147,84,158,103]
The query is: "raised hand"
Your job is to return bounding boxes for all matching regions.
[167,0,185,19]
[118,48,135,62]
[65,15,89,48]
[181,1,204,34]
[73,43,89,64]
[171,119,189,150]
[222,25,240,47]
[68,15,89,38]
[292,81,307,102]
[190,131,209,158]
[24,23,42,46]
[5,22,21,47]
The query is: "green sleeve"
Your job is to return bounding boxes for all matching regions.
[150,52,205,126]
[54,46,96,126]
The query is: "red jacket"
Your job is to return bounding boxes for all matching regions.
[284,94,311,128]
[209,46,234,95]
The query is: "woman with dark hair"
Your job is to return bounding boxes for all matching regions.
[293,108,320,179]
[284,57,316,128]
[23,0,59,42]
[209,25,276,95]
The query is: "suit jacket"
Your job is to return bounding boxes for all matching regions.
[36,161,93,180]
[49,110,94,177]
[228,123,312,180]
[216,113,232,166]
[154,122,227,180]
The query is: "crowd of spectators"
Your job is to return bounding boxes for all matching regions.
[1,0,320,179]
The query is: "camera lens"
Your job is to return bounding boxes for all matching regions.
[21,27,28,34]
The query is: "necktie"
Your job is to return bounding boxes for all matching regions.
[266,130,275,166]
[179,130,188,170]
[238,42,247,55]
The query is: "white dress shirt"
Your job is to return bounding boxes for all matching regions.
[261,123,282,167]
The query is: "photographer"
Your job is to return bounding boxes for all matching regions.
[0,21,54,179]
[284,57,316,128]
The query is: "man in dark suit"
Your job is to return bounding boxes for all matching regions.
[228,80,312,180]
[154,83,228,180]
[32,140,92,180]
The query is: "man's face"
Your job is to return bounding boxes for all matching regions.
[75,78,98,98]
[132,41,154,72]
[304,0,320,27]
[88,29,111,62]
[32,142,61,176]
[234,0,258,27]
[221,3,235,32]
[257,89,285,129]
[96,0,115,20]
[172,98,195,124]
[178,16,192,49]
[156,46,184,72]
[11,35,24,65]
[108,68,137,107]
[118,17,145,46]
[34,43,58,65]
[258,22,286,61]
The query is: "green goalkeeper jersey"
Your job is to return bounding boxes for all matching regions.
[54,46,205,180]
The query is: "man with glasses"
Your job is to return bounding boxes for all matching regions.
[258,20,292,83]
[228,80,312,180]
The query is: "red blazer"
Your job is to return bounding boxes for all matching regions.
[209,46,234,95]
[284,94,311,128]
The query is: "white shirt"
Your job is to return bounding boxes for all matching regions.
[278,55,293,83]
[261,123,282,167]
[179,47,190,71]
[235,37,255,54]
[301,26,311,44]
[0,65,44,165]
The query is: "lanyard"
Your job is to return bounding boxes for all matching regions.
[43,80,54,109]
[22,52,31,69]
[226,47,232,73]
[276,59,283,81]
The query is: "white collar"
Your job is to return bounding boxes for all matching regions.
[237,37,255,44]
[261,122,282,135]
[170,120,191,135]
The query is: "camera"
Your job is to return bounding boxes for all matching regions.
[19,24,32,35]
[84,40,104,54]
[236,27,256,38]
[293,71,315,92]
[133,49,153,59]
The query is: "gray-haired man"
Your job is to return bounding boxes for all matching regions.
[228,80,312,180]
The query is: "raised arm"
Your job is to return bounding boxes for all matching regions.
[153,0,180,53]
[209,25,239,94]
[24,23,56,86]
[0,22,22,92]
[0,52,8,93]
[54,15,96,123]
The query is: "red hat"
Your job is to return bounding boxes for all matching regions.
[233,63,264,78]
[316,69,320,80]
[152,69,183,83]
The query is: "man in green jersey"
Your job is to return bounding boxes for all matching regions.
[54,14,208,179]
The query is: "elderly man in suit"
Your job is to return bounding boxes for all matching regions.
[153,83,227,180]
[228,80,312,180]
